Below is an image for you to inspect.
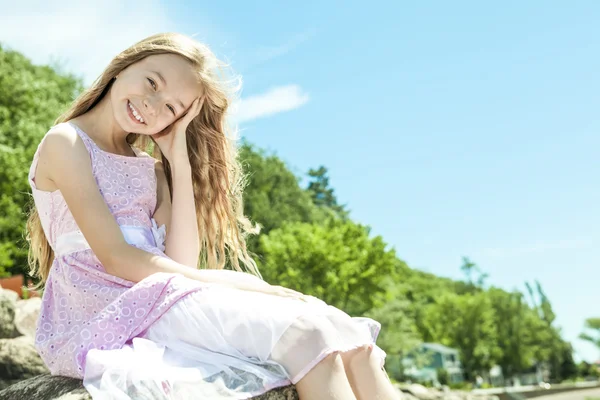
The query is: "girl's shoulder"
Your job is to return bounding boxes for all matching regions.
[42,122,91,153]
[46,121,77,134]
[29,122,91,193]
[35,122,102,178]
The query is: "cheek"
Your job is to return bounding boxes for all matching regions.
[109,89,127,119]
[112,80,138,104]
[150,118,175,135]
[109,85,122,104]
[119,78,147,97]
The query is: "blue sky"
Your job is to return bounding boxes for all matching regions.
[1,1,598,362]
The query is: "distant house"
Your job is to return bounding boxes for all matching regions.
[512,363,550,386]
[402,343,464,384]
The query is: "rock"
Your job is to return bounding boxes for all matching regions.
[0,289,19,304]
[0,374,90,400]
[0,374,299,400]
[14,297,42,338]
[254,385,298,400]
[0,289,19,339]
[0,336,49,388]
[400,383,442,399]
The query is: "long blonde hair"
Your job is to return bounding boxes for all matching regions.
[26,32,261,286]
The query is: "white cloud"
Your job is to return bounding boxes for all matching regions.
[231,84,310,123]
[0,1,309,122]
[0,0,175,84]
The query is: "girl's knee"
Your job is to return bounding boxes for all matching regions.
[340,344,373,370]
[320,350,344,368]
[270,315,335,370]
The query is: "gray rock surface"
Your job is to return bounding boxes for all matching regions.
[14,297,42,338]
[0,335,49,390]
[0,374,90,400]
[0,374,299,400]
[0,289,19,339]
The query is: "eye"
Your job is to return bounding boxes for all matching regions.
[147,78,156,90]
[167,105,176,115]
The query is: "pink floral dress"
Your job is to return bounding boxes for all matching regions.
[28,121,385,399]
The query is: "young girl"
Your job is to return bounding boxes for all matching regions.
[26,32,398,399]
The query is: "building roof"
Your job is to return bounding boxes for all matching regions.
[421,342,460,354]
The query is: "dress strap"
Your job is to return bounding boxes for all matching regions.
[65,121,99,155]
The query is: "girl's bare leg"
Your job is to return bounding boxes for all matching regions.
[341,345,401,400]
[294,352,357,400]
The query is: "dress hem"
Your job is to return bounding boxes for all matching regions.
[289,340,386,385]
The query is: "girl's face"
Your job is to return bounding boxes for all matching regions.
[111,54,202,135]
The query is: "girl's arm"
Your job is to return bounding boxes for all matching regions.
[38,127,277,292]
[152,159,199,268]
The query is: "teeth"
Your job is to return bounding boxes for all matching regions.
[128,102,144,123]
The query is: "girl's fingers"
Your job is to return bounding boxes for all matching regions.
[196,96,205,115]
[180,97,202,126]
[280,287,309,302]
[267,285,314,302]
[191,97,201,114]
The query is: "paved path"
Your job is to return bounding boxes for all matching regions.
[534,387,600,400]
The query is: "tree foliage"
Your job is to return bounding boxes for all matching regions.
[0,44,82,277]
[580,317,600,350]
[421,291,501,380]
[258,217,399,316]
[306,165,349,220]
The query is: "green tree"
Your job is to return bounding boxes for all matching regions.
[400,267,469,338]
[577,361,600,378]
[365,286,421,356]
[488,288,546,379]
[0,43,82,277]
[526,280,572,382]
[238,141,328,256]
[556,342,578,381]
[306,166,349,220]
[460,256,488,288]
[460,256,477,285]
[259,217,399,316]
[421,291,501,380]
[579,318,600,352]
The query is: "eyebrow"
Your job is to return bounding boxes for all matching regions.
[151,70,186,110]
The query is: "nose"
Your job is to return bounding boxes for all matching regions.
[143,97,158,116]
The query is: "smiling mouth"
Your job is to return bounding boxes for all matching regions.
[127,101,145,124]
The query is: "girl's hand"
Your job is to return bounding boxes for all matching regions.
[265,285,312,302]
[266,286,325,304]
[226,279,317,303]
[152,97,204,164]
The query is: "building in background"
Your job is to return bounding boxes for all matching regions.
[402,343,464,384]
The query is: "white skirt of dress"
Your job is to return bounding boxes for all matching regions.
[83,281,386,399]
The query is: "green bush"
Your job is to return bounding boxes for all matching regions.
[436,368,449,386]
